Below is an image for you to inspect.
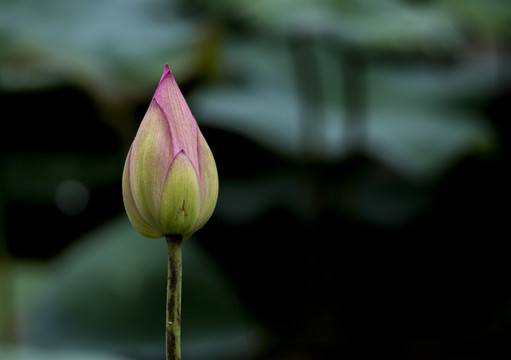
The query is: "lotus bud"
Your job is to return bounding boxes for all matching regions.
[122,64,218,240]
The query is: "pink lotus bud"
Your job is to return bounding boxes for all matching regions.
[122,64,218,240]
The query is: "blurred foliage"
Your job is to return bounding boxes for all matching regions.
[0,0,505,178]
[190,39,496,178]
[1,0,510,359]
[192,0,465,53]
[0,344,130,360]
[0,0,201,94]
[22,217,260,360]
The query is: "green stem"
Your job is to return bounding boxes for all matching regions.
[166,235,183,360]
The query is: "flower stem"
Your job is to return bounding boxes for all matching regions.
[166,235,183,360]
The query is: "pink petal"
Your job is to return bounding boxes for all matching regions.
[159,63,171,82]
[153,66,200,174]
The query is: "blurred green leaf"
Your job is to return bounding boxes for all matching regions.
[0,0,202,96]
[0,344,130,360]
[190,40,302,156]
[25,216,261,359]
[191,40,496,180]
[365,58,497,179]
[192,0,464,54]
[440,0,511,39]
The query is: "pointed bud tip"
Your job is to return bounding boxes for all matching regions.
[159,63,174,83]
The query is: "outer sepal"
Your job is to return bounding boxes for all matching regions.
[195,132,219,232]
[159,151,200,239]
[122,147,164,238]
[128,99,172,231]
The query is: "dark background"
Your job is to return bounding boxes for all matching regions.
[1,0,510,359]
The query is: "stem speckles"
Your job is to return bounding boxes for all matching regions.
[166,235,182,360]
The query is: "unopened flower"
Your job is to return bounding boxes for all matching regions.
[122,64,218,240]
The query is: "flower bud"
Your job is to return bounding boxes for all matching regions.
[122,64,218,240]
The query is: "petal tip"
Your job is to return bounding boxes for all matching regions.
[157,65,177,89]
[159,63,173,83]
